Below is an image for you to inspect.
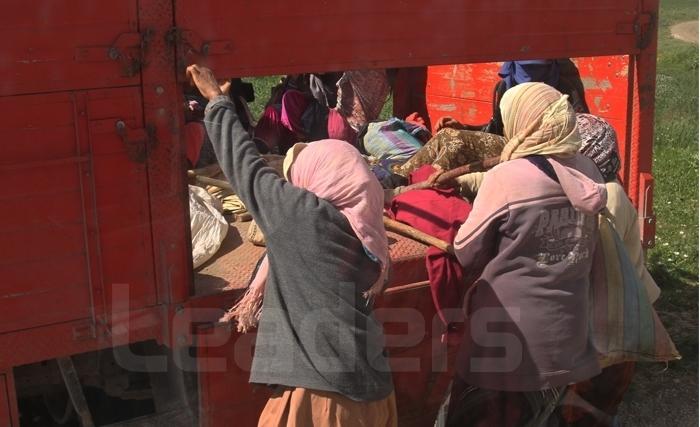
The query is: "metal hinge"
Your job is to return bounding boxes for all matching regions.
[166,27,233,76]
[75,29,153,77]
[616,12,655,49]
[115,120,157,163]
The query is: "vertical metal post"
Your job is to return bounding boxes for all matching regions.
[629,0,659,247]
[56,357,95,427]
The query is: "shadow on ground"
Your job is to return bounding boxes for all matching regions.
[618,256,698,426]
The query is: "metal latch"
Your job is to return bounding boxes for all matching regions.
[115,120,157,163]
[639,173,656,249]
[616,13,655,49]
[76,30,152,77]
[167,27,233,75]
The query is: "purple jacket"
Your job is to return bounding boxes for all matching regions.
[453,153,607,391]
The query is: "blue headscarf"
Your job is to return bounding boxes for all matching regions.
[498,60,560,91]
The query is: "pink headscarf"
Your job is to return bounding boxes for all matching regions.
[288,139,388,269]
[223,139,389,332]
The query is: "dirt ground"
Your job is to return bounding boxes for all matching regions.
[617,308,699,426]
[671,20,699,43]
[617,363,698,426]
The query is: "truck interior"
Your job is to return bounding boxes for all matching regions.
[189,55,644,300]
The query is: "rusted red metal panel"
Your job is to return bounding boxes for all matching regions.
[0,87,159,363]
[86,88,158,313]
[175,0,642,78]
[0,306,167,371]
[0,1,141,96]
[139,0,193,306]
[196,326,269,427]
[629,0,659,247]
[576,56,633,191]
[426,63,501,126]
[0,93,94,334]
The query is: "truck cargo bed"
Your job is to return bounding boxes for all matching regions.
[194,220,430,297]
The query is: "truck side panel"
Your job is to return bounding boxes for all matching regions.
[0,0,140,96]
[174,0,640,78]
[0,87,157,355]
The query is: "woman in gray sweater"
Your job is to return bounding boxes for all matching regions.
[187,65,396,427]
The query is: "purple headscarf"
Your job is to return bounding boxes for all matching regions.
[498,60,560,91]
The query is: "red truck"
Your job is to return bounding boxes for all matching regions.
[0,1,658,426]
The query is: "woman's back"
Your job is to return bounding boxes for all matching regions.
[250,193,393,401]
[453,153,605,392]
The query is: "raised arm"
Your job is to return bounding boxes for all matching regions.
[187,65,311,236]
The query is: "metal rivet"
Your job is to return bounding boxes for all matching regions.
[155,86,164,95]
[108,47,120,60]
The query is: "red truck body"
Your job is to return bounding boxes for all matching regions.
[0,1,658,425]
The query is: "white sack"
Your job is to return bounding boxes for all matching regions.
[189,185,229,269]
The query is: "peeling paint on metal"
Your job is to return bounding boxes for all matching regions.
[582,77,613,91]
[431,103,457,112]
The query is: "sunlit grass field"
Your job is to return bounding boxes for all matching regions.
[645,0,698,374]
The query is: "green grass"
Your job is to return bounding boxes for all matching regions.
[247,76,281,118]
[643,0,699,373]
[648,0,698,295]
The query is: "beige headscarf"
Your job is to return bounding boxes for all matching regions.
[499,82,581,162]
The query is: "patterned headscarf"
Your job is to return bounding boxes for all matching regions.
[499,82,581,161]
[577,114,621,182]
[336,70,391,131]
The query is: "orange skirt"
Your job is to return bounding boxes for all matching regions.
[258,387,397,427]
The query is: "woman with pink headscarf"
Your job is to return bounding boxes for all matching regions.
[187,65,396,427]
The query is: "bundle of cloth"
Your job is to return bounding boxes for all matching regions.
[386,164,472,325]
[359,117,430,184]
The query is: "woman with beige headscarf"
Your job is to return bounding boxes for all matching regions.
[446,83,606,426]
[449,81,583,199]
